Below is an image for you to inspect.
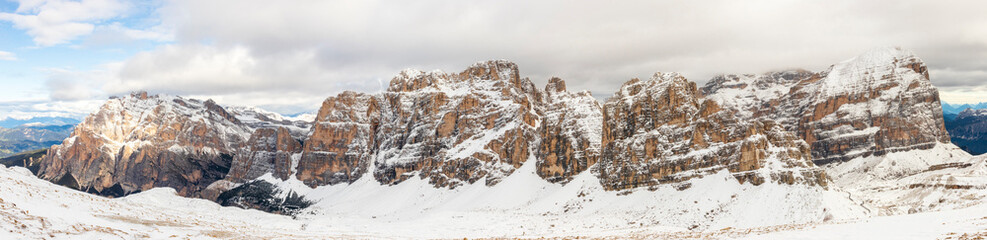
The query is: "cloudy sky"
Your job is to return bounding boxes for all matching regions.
[1,0,986,119]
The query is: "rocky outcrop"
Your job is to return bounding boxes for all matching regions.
[48,51,948,199]
[295,92,378,187]
[227,127,303,182]
[371,60,542,188]
[703,47,950,165]
[37,92,252,197]
[536,77,603,183]
[296,61,545,188]
[599,73,826,191]
[226,106,312,139]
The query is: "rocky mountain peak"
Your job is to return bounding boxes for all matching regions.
[703,47,949,165]
[37,91,314,198]
[702,69,813,96]
[600,74,826,190]
[388,69,447,92]
[615,72,697,101]
[131,91,150,100]
[38,93,255,197]
[650,71,688,83]
[537,77,603,183]
[460,59,520,82]
[296,60,543,188]
[387,60,528,94]
[958,108,987,119]
[811,46,929,99]
[545,77,567,93]
[37,51,950,202]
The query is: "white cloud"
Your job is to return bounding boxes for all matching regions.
[939,86,987,105]
[0,0,132,46]
[80,22,173,47]
[44,64,119,101]
[119,1,987,105]
[23,0,987,113]
[0,51,16,61]
[0,99,104,120]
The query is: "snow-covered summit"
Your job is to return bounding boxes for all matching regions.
[37,91,256,197]
[958,108,987,118]
[387,60,523,93]
[810,46,928,102]
[225,105,312,138]
[704,47,948,165]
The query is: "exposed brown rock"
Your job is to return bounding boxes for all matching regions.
[599,72,826,191]
[38,93,251,197]
[295,91,378,187]
[536,77,603,183]
[372,60,543,188]
[702,47,950,165]
[227,127,303,182]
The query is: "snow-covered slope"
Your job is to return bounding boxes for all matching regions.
[3,161,872,239]
[8,160,987,239]
[226,105,312,138]
[825,143,987,215]
[17,51,987,239]
[703,47,983,216]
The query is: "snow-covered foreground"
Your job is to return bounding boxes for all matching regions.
[3,150,987,239]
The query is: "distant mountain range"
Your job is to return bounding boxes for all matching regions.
[0,124,75,158]
[942,102,987,116]
[0,116,78,157]
[945,108,987,155]
[0,116,79,128]
[941,102,987,155]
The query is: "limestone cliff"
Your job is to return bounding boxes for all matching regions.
[38,92,252,197]
[703,47,950,165]
[599,73,827,191]
[536,77,603,183]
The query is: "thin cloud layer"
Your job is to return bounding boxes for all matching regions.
[0,51,15,61]
[23,0,987,117]
[0,0,133,46]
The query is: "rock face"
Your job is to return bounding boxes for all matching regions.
[598,73,827,191]
[226,106,312,139]
[373,61,543,188]
[297,60,544,188]
[703,47,950,165]
[536,77,603,183]
[227,127,303,182]
[38,92,253,197]
[47,50,951,199]
[295,92,379,186]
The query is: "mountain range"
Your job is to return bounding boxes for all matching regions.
[942,102,987,115]
[2,47,987,238]
[0,124,74,158]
